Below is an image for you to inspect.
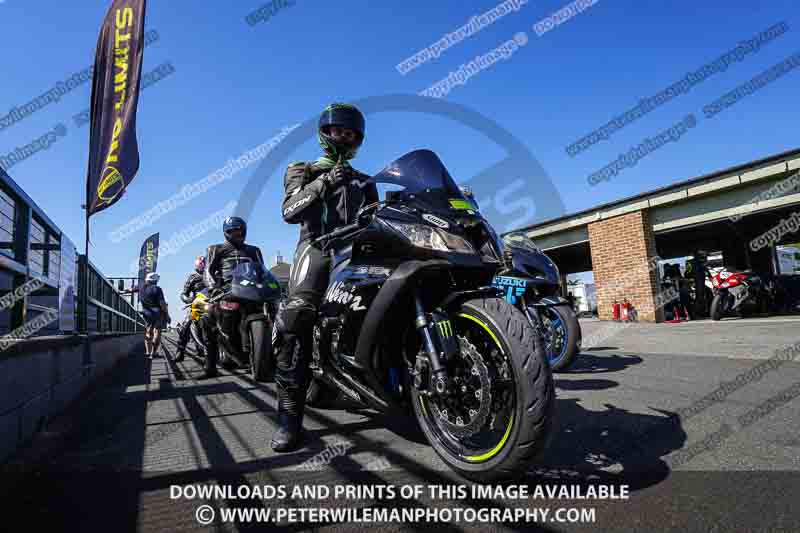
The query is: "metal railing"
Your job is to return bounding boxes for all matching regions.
[78,257,144,334]
[0,166,143,337]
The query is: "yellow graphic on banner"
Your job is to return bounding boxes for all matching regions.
[97,165,126,203]
[96,6,136,208]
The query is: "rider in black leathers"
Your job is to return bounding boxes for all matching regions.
[201,217,266,378]
[174,256,207,362]
[271,103,378,452]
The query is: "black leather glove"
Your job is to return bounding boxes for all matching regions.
[323,164,352,189]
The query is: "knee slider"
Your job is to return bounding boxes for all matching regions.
[277,297,317,335]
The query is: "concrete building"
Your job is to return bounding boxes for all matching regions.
[509,147,800,322]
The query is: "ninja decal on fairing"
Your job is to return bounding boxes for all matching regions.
[422,213,449,229]
[353,266,392,277]
[324,281,367,310]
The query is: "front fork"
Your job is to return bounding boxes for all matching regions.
[412,289,450,396]
[518,294,542,334]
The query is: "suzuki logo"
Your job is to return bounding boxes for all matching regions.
[493,276,528,288]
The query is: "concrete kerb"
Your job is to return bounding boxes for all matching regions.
[0,333,143,468]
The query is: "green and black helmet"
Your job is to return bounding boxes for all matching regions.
[318,103,365,160]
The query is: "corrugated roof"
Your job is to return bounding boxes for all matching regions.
[504,146,800,236]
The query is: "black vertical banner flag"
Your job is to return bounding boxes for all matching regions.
[86,0,147,217]
[137,232,159,290]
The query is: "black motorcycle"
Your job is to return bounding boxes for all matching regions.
[492,233,581,372]
[199,262,282,381]
[301,150,555,482]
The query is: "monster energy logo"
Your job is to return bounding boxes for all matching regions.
[436,320,453,338]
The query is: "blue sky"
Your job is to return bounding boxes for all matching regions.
[1,0,798,303]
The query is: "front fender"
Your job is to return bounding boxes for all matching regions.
[529,296,570,307]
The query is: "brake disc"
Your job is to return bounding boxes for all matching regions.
[428,336,492,439]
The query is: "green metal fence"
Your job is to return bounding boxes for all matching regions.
[0,167,143,337]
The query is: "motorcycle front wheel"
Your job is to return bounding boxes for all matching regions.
[710,292,728,321]
[411,297,556,483]
[538,304,580,372]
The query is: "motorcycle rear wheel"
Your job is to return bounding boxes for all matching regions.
[248,320,272,382]
[710,293,725,321]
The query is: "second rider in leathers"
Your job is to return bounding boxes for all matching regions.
[202,217,266,379]
[175,255,207,362]
[271,103,378,452]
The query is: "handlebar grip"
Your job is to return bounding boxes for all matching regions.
[314,222,361,244]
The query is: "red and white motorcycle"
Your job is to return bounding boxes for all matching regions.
[708,267,772,320]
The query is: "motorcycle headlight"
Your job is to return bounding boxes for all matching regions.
[720,281,729,288]
[385,221,474,253]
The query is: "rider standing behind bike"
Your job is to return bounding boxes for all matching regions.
[271,103,378,452]
[175,255,208,362]
[141,273,170,359]
[202,217,266,379]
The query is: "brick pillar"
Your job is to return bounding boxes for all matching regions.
[588,210,663,322]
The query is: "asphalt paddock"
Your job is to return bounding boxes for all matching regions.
[2,320,799,532]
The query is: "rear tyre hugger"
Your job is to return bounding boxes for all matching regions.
[413,297,557,483]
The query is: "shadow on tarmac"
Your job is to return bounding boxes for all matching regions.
[1,337,686,532]
[562,353,644,374]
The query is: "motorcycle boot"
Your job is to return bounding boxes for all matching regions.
[271,376,308,452]
[198,313,219,379]
[174,320,189,362]
[270,303,314,452]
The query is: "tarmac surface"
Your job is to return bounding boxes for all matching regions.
[2,317,800,532]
